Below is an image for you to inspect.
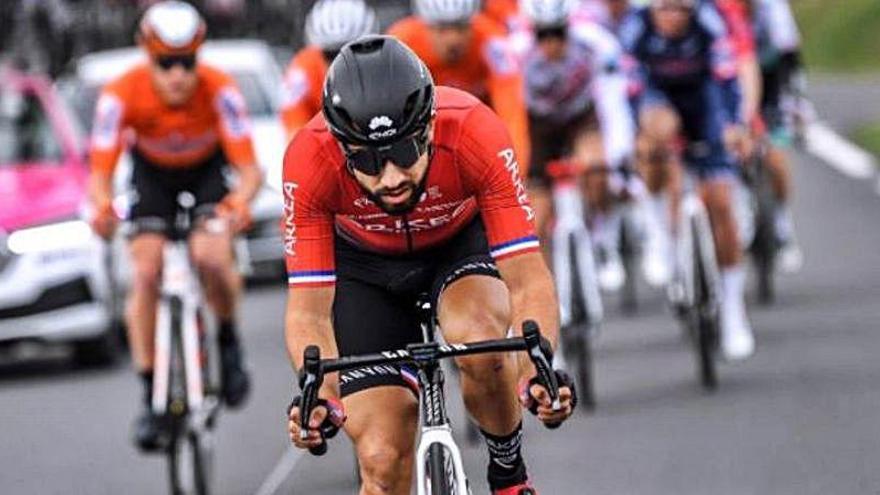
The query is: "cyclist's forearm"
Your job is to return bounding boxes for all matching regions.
[88,171,114,207]
[498,253,561,376]
[284,289,340,397]
[231,163,264,203]
[736,58,761,124]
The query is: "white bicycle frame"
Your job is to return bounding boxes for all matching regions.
[152,240,212,420]
[415,424,470,495]
[675,191,721,308]
[551,180,604,328]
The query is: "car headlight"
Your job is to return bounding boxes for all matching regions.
[7,220,94,255]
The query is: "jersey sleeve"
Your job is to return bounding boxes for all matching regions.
[765,0,800,52]
[280,51,323,137]
[481,34,531,177]
[573,23,635,168]
[282,132,337,287]
[457,104,539,261]
[89,86,126,176]
[211,75,258,169]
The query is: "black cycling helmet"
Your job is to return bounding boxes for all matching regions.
[322,35,435,147]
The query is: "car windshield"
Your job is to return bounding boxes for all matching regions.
[0,89,63,167]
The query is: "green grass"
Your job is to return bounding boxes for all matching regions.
[793,0,880,72]
[852,122,880,158]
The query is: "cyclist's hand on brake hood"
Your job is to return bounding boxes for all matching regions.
[519,370,577,428]
[215,193,252,233]
[89,199,118,241]
[287,396,346,453]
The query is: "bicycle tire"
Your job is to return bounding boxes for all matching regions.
[567,234,596,410]
[619,214,639,315]
[166,298,214,495]
[691,217,718,391]
[426,443,453,495]
[751,159,778,305]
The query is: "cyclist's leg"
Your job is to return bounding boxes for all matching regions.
[526,114,563,254]
[189,156,250,406]
[695,83,754,359]
[343,388,418,495]
[430,221,529,490]
[437,274,528,489]
[333,240,429,494]
[438,275,518,434]
[574,126,625,290]
[636,92,683,286]
[126,153,175,449]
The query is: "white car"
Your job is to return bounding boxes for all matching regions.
[58,40,288,280]
[0,68,119,365]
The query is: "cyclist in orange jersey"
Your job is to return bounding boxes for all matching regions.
[87,1,262,451]
[388,0,531,176]
[279,0,378,139]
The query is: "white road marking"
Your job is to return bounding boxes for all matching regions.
[805,122,877,180]
[254,446,307,495]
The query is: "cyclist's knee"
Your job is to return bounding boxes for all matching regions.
[444,311,510,379]
[129,237,163,293]
[358,441,413,493]
[640,106,679,143]
[191,238,232,278]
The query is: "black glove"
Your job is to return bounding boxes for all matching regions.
[518,369,578,429]
[288,395,346,455]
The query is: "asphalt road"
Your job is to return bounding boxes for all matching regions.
[2,83,880,495]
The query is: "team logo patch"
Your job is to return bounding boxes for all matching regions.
[217,87,251,138]
[91,94,122,149]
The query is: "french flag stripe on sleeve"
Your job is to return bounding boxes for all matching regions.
[288,270,336,285]
[489,236,540,259]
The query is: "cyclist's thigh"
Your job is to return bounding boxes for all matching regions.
[679,85,737,181]
[436,274,510,343]
[333,241,425,398]
[637,87,680,141]
[129,152,178,237]
[190,152,230,217]
[528,113,569,189]
[429,220,509,342]
[128,233,165,286]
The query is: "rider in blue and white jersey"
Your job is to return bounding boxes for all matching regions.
[620,0,755,360]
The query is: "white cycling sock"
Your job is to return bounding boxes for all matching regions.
[720,265,746,314]
[643,193,671,252]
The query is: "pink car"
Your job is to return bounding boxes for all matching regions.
[0,66,118,365]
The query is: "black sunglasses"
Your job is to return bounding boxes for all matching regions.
[344,130,430,177]
[155,54,197,71]
[536,25,568,40]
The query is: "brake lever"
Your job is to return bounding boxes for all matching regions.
[521,320,561,412]
[299,345,327,455]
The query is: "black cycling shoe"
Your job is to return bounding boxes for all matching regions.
[134,407,167,453]
[220,339,251,408]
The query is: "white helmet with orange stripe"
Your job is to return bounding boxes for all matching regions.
[137,1,207,56]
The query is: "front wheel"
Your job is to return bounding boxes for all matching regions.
[168,430,213,495]
[426,443,453,495]
[691,216,719,391]
[562,325,595,411]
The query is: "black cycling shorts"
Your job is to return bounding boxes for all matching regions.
[332,218,501,397]
[128,149,229,237]
[527,109,597,188]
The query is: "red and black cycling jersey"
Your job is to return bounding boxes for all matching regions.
[282,87,538,287]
